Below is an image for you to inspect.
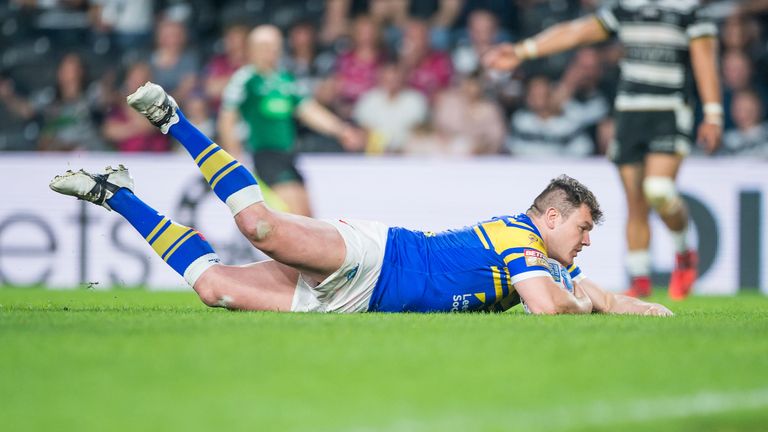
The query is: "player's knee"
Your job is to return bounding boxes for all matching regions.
[196,285,235,309]
[642,176,683,215]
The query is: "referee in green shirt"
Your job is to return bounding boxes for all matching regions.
[219,25,364,216]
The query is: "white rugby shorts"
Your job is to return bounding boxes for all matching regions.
[290,218,389,313]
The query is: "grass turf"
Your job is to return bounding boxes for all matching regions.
[1,288,767,432]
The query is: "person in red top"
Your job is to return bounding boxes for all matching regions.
[400,18,453,101]
[334,15,388,115]
[103,62,171,152]
[202,23,249,114]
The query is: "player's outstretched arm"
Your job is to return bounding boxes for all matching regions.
[516,276,593,315]
[576,278,673,316]
[482,16,610,71]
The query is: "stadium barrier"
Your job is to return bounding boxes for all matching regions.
[0,153,765,294]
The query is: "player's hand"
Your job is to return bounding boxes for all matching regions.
[482,43,522,71]
[643,303,674,317]
[697,121,722,154]
[573,282,594,314]
[338,125,366,152]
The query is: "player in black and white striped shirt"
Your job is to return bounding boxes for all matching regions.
[484,0,722,300]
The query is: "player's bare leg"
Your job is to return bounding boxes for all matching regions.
[49,166,307,312]
[195,260,299,311]
[233,205,346,284]
[127,81,346,285]
[644,153,697,300]
[644,153,686,230]
[618,163,652,297]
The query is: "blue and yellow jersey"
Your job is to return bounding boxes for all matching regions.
[368,213,583,313]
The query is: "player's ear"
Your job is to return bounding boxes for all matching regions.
[545,207,559,229]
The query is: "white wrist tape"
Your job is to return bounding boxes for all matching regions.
[703,103,723,116]
[523,39,539,59]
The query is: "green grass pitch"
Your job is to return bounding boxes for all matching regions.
[1,287,767,431]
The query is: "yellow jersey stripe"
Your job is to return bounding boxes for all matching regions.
[210,162,241,189]
[491,266,503,301]
[199,148,235,182]
[150,223,190,257]
[503,252,524,265]
[474,226,490,249]
[145,217,169,243]
[194,144,219,165]
[163,230,197,261]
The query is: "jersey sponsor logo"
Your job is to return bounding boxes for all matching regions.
[451,293,473,312]
[524,249,548,267]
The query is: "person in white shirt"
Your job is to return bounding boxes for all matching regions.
[353,62,428,153]
[507,75,594,157]
[721,90,768,157]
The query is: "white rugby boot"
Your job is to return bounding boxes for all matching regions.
[126,81,179,134]
[49,165,134,211]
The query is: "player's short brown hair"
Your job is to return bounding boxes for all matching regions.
[528,175,603,224]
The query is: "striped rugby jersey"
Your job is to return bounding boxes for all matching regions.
[596,0,717,112]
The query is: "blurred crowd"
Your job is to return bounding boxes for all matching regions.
[1,0,767,157]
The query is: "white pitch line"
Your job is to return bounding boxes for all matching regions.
[333,388,768,432]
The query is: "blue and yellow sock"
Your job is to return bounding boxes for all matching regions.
[107,188,221,287]
[168,109,263,216]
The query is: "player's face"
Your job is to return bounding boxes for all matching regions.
[550,204,593,267]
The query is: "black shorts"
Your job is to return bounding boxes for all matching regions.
[608,109,693,165]
[252,150,304,186]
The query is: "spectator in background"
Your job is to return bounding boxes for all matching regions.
[38,53,108,152]
[552,47,611,154]
[368,0,410,51]
[13,0,90,49]
[400,18,453,101]
[353,62,428,153]
[334,15,388,118]
[721,50,767,130]
[721,14,764,59]
[0,75,38,151]
[149,16,199,105]
[415,0,465,51]
[721,90,768,157]
[89,0,155,55]
[284,20,337,97]
[428,70,506,155]
[103,62,171,152]
[319,0,351,46]
[203,23,249,115]
[0,75,36,123]
[506,75,593,158]
[452,9,501,77]
[184,91,216,139]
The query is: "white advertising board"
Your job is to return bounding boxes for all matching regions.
[0,153,765,294]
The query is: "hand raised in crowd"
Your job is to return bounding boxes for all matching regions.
[697,122,722,154]
[481,43,523,71]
